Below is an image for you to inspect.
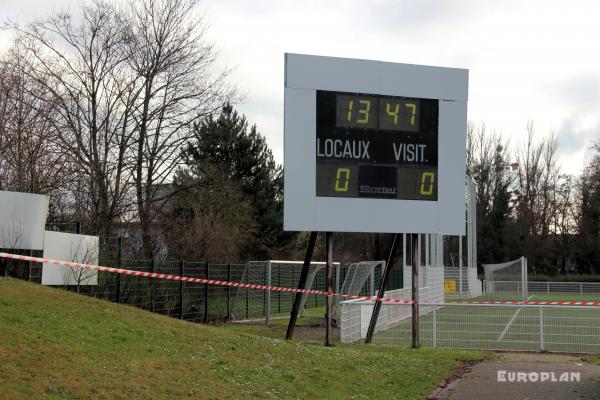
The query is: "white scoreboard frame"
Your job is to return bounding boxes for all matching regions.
[283,53,468,235]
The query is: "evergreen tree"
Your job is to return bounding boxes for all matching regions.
[182,104,289,257]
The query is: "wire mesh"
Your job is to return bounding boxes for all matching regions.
[359,302,600,354]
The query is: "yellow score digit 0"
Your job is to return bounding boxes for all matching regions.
[420,172,435,195]
[335,168,351,192]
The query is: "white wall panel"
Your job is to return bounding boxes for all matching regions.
[42,231,99,286]
[0,191,49,250]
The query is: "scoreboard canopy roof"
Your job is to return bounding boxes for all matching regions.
[283,53,468,235]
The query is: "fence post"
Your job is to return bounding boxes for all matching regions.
[204,262,209,323]
[335,263,340,307]
[151,258,156,312]
[27,249,32,282]
[116,237,123,304]
[547,281,550,294]
[539,306,544,351]
[266,261,272,326]
[433,308,437,348]
[245,287,249,320]
[580,283,583,296]
[180,260,185,320]
[226,263,231,321]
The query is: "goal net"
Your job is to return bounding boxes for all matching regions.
[483,257,528,301]
[230,260,336,322]
[332,261,384,324]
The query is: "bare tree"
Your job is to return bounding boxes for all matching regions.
[8,1,137,236]
[62,239,99,293]
[125,0,235,257]
[574,142,600,274]
[467,122,515,213]
[0,38,71,195]
[554,175,576,274]
[466,122,517,263]
[514,121,561,272]
[161,168,254,262]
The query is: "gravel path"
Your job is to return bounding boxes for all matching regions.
[432,353,600,400]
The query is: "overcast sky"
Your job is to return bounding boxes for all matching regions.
[1,0,599,175]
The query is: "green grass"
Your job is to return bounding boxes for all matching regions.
[585,355,600,365]
[0,278,485,399]
[374,304,600,354]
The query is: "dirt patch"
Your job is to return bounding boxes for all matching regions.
[427,360,478,400]
[494,351,586,364]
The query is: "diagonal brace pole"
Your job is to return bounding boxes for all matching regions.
[365,233,399,344]
[286,231,318,340]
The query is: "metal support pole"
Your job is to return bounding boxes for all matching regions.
[116,237,123,304]
[266,261,272,326]
[417,234,422,267]
[425,234,430,267]
[539,306,544,351]
[365,233,400,344]
[432,308,437,348]
[151,258,156,312]
[180,260,185,320]
[227,263,231,321]
[370,267,376,296]
[204,262,209,323]
[459,235,463,297]
[27,249,32,282]
[402,234,407,269]
[412,234,420,349]
[335,263,340,309]
[286,232,318,340]
[325,232,334,347]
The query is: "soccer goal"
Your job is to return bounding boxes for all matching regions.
[332,260,384,325]
[483,257,528,301]
[230,260,339,323]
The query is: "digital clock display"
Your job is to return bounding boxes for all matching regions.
[316,90,439,201]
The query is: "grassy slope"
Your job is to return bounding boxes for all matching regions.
[0,278,485,399]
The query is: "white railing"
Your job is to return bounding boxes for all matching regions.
[489,281,600,296]
[340,266,444,343]
[364,302,600,354]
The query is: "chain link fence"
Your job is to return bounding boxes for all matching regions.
[367,302,600,354]
[1,240,404,325]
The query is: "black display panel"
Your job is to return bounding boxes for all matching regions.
[316,90,439,201]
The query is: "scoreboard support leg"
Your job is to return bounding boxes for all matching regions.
[365,233,400,344]
[286,231,318,340]
[411,234,420,348]
[325,232,334,347]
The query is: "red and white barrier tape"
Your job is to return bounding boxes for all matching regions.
[0,252,413,304]
[453,299,600,306]
[2,252,599,306]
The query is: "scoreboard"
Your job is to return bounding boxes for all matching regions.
[284,54,468,235]
[316,91,438,200]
